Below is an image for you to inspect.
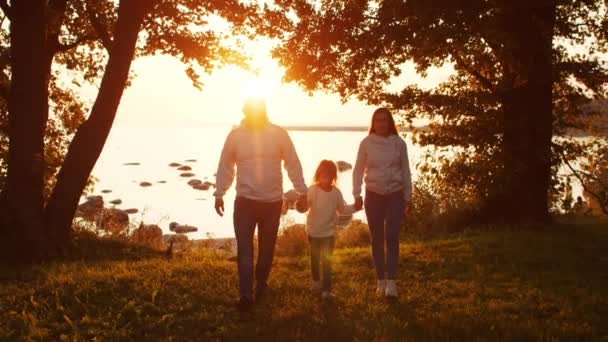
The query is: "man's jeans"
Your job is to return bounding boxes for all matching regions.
[233,196,283,299]
[364,190,405,280]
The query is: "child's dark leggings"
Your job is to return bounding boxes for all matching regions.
[309,236,335,292]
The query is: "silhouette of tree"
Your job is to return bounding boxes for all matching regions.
[271,0,608,224]
[0,0,276,262]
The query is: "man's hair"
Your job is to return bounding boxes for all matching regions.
[243,97,267,114]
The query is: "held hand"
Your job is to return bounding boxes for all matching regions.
[354,196,363,211]
[295,194,308,213]
[215,197,225,217]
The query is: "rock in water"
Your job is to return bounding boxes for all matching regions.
[180,172,195,178]
[336,160,352,172]
[170,223,198,234]
[130,224,163,250]
[140,182,152,187]
[178,165,192,171]
[193,181,215,191]
[188,179,202,186]
[86,195,104,203]
[163,234,190,253]
[76,196,104,220]
[109,199,122,205]
[99,208,130,235]
[169,162,181,167]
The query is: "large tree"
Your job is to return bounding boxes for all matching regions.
[271,0,608,224]
[0,0,274,262]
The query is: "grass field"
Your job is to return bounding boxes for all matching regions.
[1,218,607,340]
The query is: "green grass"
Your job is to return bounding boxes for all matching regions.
[1,219,608,341]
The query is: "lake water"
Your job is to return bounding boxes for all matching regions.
[89,124,424,239]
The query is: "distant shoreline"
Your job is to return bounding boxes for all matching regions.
[231,125,430,132]
[281,126,603,136]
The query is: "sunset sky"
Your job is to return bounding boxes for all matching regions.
[102,38,455,128]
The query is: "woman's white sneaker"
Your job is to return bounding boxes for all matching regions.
[376,279,386,296]
[385,280,398,298]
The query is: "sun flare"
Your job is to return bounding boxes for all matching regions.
[239,77,277,102]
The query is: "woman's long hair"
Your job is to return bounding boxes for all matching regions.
[313,160,338,186]
[368,107,399,136]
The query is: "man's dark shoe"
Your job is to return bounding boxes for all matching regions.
[237,297,253,312]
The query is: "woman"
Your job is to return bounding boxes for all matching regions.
[353,107,412,298]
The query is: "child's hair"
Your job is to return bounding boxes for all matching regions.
[313,160,338,186]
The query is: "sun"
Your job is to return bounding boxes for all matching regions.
[239,77,278,102]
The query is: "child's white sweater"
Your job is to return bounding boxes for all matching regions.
[306,185,356,238]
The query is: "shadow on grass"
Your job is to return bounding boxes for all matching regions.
[397,220,608,339]
[2,219,607,340]
[0,232,164,281]
[64,233,164,262]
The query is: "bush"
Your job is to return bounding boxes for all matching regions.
[335,220,370,248]
[581,143,608,216]
[275,224,308,257]
[404,175,478,236]
[72,216,168,252]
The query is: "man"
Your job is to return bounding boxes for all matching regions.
[213,98,307,312]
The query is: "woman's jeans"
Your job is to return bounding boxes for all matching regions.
[364,190,405,280]
[233,196,283,299]
[308,236,335,292]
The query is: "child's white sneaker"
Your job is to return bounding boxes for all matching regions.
[311,280,322,292]
[385,280,398,298]
[321,291,335,299]
[375,279,386,296]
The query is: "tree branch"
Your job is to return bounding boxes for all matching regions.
[86,4,112,50]
[452,53,496,92]
[45,0,68,60]
[0,0,12,20]
[0,49,9,70]
[53,35,97,54]
[0,79,9,101]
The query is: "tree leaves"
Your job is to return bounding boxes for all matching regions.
[272,0,608,219]
[0,0,279,196]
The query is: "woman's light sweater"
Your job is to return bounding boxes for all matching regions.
[353,133,412,202]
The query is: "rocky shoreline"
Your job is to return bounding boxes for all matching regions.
[79,157,357,255]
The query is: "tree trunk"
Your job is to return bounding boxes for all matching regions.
[0,1,50,262]
[45,0,151,248]
[499,0,556,224]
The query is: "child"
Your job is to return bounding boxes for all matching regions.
[303,160,362,299]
